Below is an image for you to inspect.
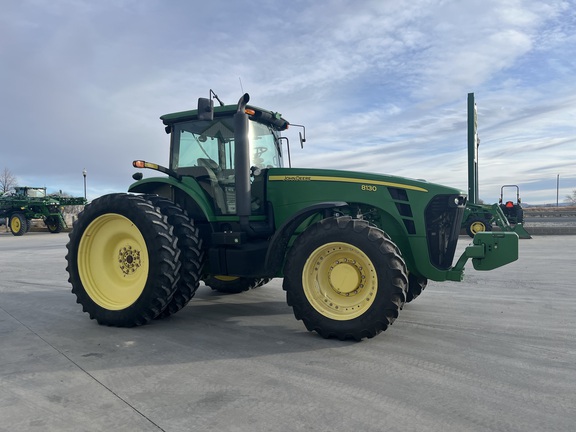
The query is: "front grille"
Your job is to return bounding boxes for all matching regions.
[425,194,466,270]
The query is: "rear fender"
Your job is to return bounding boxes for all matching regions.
[128,177,216,221]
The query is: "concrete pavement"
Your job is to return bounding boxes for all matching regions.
[1,232,575,432]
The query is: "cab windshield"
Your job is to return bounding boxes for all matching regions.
[171,118,283,171]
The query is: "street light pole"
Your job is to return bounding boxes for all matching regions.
[83,168,87,200]
[556,174,560,207]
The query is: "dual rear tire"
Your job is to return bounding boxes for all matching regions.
[65,193,203,327]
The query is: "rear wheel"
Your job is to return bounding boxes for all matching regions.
[145,195,204,319]
[283,216,407,341]
[65,193,181,327]
[203,275,271,294]
[45,215,64,233]
[9,213,27,236]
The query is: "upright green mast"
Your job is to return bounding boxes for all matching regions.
[467,92,479,204]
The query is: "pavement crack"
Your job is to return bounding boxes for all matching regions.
[0,306,166,432]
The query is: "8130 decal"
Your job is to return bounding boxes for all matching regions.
[361,184,377,192]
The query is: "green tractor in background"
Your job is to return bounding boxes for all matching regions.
[499,185,525,225]
[65,92,519,340]
[0,187,86,236]
[461,185,531,239]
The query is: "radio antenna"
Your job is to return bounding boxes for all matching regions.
[239,77,244,93]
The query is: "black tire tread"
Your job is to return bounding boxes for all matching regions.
[145,195,204,318]
[405,274,428,303]
[46,216,64,233]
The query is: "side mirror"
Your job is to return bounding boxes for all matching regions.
[289,124,306,148]
[198,97,214,121]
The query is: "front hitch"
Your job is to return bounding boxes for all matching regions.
[447,231,519,281]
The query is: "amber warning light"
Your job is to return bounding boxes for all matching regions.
[132,160,179,180]
[133,160,159,170]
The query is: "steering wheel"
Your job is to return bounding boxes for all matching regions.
[254,147,268,157]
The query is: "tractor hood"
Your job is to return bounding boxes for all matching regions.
[266,167,465,197]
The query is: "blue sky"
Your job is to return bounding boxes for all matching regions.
[1,0,575,204]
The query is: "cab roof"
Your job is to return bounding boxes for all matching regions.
[160,104,290,131]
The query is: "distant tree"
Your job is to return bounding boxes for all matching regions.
[0,168,17,194]
[565,189,576,205]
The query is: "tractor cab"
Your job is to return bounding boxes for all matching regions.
[13,186,47,198]
[164,99,287,216]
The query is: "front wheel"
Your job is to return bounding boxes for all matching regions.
[283,216,408,341]
[465,218,492,238]
[65,193,181,327]
[405,274,428,303]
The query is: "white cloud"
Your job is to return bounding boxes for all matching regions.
[0,0,575,204]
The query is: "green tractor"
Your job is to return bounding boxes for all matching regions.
[499,185,524,225]
[0,187,86,236]
[65,92,519,340]
[461,185,531,239]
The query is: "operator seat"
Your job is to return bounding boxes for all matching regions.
[197,158,220,174]
[195,158,228,213]
[176,160,227,213]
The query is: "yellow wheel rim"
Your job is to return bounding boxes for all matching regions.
[302,242,377,320]
[10,217,22,233]
[214,275,239,282]
[470,221,486,234]
[78,214,149,310]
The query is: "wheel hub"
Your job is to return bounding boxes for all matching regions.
[328,259,364,295]
[471,221,485,233]
[11,218,21,231]
[118,245,142,275]
[302,242,377,320]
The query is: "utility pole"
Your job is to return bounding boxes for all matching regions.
[556,174,560,207]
